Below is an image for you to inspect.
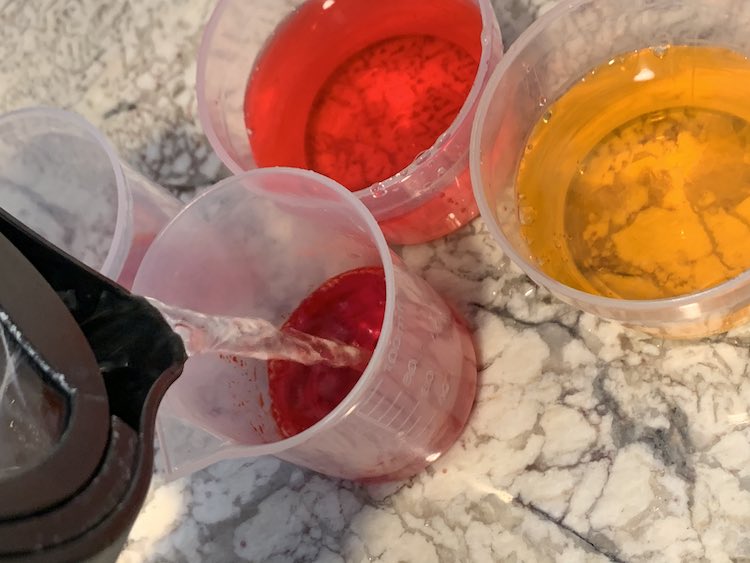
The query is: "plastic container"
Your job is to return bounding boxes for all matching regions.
[196,0,503,245]
[471,0,750,338]
[0,107,182,288]
[132,168,477,481]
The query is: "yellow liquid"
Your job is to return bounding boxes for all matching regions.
[517,46,750,299]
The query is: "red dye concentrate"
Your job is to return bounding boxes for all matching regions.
[267,267,386,438]
[244,0,482,191]
[306,35,477,190]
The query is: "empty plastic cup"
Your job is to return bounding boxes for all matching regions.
[133,168,478,481]
[196,0,503,245]
[0,107,182,288]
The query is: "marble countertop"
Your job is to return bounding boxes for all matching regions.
[5,1,750,562]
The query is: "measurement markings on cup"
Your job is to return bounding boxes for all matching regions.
[414,412,437,438]
[402,414,422,435]
[384,300,405,373]
[376,390,403,424]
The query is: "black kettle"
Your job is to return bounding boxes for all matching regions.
[0,208,187,563]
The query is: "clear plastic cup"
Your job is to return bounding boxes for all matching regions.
[196,0,503,245]
[132,168,477,481]
[471,0,750,339]
[0,107,182,288]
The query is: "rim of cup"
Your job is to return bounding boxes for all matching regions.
[0,106,132,279]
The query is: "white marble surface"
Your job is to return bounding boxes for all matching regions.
[5,0,750,562]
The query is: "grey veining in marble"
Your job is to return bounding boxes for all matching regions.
[1,0,226,201]
[5,0,750,562]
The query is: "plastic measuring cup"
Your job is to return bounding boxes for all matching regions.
[132,168,477,481]
[471,0,750,338]
[0,107,182,288]
[196,0,503,245]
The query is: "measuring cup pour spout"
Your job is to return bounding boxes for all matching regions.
[0,207,186,563]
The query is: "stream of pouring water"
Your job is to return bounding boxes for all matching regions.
[146,298,371,371]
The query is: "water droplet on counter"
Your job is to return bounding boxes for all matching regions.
[436,166,447,176]
[538,96,548,107]
[542,111,553,124]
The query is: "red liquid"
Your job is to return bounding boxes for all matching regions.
[305,35,477,190]
[244,0,482,195]
[267,267,386,438]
